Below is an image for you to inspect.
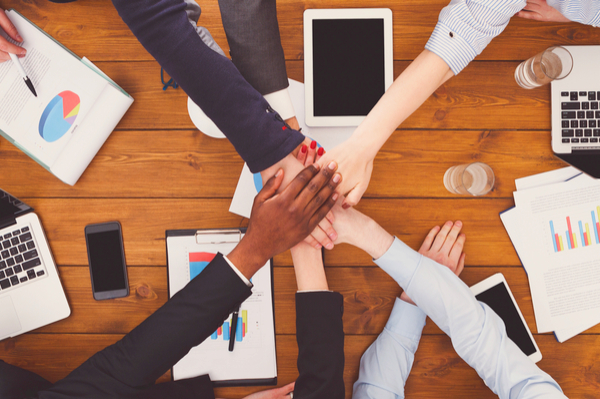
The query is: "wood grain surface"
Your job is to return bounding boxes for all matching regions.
[0,0,599,398]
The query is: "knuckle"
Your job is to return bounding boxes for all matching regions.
[307,181,319,193]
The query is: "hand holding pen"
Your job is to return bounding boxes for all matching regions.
[0,9,26,63]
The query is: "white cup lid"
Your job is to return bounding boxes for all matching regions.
[187,97,226,139]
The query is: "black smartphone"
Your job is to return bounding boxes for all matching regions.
[84,221,129,300]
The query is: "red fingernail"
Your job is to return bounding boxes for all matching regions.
[317,147,324,156]
[342,203,350,209]
[310,141,317,149]
[301,145,307,153]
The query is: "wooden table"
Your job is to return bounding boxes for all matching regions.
[1,0,600,397]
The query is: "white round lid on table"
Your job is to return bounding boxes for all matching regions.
[187,97,226,139]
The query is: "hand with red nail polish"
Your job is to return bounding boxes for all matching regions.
[0,9,26,63]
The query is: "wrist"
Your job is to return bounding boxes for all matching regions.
[360,218,394,260]
[227,237,270,280]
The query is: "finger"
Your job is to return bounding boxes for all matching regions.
[431,221,453,252]
[297,144,308,164]
[303,234,322,250]
[280,164,320,201]
[0,51,11,62]
[318,215,338,241]
[310,225,334,250]
[325,210,335,224]
[516,10,543,20]
[306,140,317,165]
[0,11,23,42]
[304,170,341,217]
[294,161,337,209]
[441,220,463,256]
[418,225,440,254]
[455,253,466,276]
[0,36,26,56]
[448,233,466,268]
[316,146,325,162]
[309,191,340,233]
[342,183,367,208]
[255,169,284,203]
[279,381,295,395]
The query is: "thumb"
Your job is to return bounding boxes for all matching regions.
[255,169,284,203]
[342,184,366,208]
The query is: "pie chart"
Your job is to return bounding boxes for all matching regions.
[38,91,80,142]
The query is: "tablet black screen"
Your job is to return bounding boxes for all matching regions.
[475,282,537,356]
[312,19,385,116]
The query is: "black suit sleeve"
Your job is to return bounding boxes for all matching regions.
[218,0,289,95]
[294,292,345,399]
[41,253,252,399]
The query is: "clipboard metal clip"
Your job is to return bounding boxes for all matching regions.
[195,229,242,245]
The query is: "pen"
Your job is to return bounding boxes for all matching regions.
[9,52,37,97]
[228,306,240,352]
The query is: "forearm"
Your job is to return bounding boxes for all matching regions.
[375,240,566,399]
[295,292,345,399]
[291,244,328,291]
[111,0,303,172]
[349,50,454,157]
[353,298,426,399]
[337,208,394,260]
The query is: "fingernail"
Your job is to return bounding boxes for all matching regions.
[455,220,462,227]
[328,161,336,170]
[315,244,322,249]
[342,203,350,209]
[333,174,341,183]
[317,147,324,156]
[332,193,339,201]
[310,141,317,149]
[16,34,23,42]
[20,49,27,55]
[275,169,282,177]
[325,243,334,250]
[329,231,338,240]
[301,145,307,153]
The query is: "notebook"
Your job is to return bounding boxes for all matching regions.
[0,9,134,185]
[551,45,600,178]
[166,228,277,386]
[0,188,70,341]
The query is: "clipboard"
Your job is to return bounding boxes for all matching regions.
[166,228,277,387]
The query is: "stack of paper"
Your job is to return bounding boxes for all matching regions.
[501,167,600,342]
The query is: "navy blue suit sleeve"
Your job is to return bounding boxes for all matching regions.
[295,292,345,399]
[111,0,304,172]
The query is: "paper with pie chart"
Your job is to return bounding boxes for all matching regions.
[39,91,80,142]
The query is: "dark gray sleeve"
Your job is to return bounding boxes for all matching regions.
[218,0,289,95]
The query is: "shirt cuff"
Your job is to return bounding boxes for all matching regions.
[374,237,422,289]
[222,255,253,288]
[264,88,296,120]
[385,298,427,342]
[298,290,333,293]
[425,21,478,75]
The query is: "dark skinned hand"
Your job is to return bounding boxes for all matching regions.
[229,162,342,279]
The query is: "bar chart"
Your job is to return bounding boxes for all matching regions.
[211,309,249,342]
[550,206,600,252]
[189,252,216,279]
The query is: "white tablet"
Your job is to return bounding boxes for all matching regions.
[304,8,393,127]
[470,273,542,363]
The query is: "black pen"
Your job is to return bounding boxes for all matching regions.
[228,306,240,352]
[9,53,37,97]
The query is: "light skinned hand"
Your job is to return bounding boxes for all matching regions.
[515,0,571,22]
[227,381,294,399]
[295,139,338,250]
[229,163,341,279]
[0,9,26,62]
[316,136,374,209]
[400,221,466,305]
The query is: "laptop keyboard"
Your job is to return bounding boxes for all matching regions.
[560,91,600,144]
[0,226,46,292]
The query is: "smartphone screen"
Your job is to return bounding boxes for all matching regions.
[475,282,537,356]
[85,222,128,300]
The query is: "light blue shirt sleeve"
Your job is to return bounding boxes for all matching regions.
[372,238,568,399]
[352,298,427,399]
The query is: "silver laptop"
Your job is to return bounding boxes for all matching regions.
[0,189,70,341]
[551,45,600,178]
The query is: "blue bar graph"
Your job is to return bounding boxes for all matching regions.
[593,211,599,244]
[223,322,230,341]
[236,317,243,342]
[550,221,557,252]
